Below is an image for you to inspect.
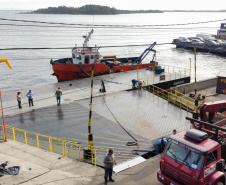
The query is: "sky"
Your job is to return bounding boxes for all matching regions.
[0,0,225,10]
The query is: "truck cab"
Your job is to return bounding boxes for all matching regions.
[157,129,225,185]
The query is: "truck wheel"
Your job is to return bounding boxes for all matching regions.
[215,181,224,185]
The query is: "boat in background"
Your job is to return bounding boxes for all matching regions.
[217,22,226,40]
[50,29,157,82]
[172,23,226,56]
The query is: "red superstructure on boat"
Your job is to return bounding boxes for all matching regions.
[51,29,157,82]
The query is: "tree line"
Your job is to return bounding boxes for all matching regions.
[30,5,163,15]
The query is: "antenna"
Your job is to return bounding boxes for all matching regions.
[92,14,94,29]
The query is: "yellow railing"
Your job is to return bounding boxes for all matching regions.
[146,85,204,112]
[140,66,190,85]
[0,125,108,166]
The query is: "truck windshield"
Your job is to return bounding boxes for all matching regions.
[164,140,204,170]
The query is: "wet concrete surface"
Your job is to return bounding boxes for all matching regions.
[1,68,192,167]
[4,89,192,165]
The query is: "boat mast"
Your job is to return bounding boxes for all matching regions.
[83,29,94,47]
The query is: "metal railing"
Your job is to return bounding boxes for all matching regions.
[139,65,190,84]
[0,125,108,166]
[145,85,205,112]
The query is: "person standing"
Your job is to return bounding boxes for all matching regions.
[17,92,22,109]
[26,90,34,106]
[103,149,116,185]
[55,87,62,106]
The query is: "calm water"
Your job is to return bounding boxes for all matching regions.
[0,11,226,90]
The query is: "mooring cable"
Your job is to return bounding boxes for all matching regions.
[102,96,138,146]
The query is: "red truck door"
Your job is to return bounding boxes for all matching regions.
[204,150,218,184]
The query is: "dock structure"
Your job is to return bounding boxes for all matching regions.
[174,42,226,56]
[1,68,192,165]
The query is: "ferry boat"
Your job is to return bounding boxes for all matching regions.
[50,29,157,82]
[217,22,226,40]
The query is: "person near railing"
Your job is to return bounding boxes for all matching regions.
[103,149,116,185]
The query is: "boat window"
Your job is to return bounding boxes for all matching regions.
[85,56,89,64]
[76,55,82,60]
[91,55,94,59]
[72,53,75,59]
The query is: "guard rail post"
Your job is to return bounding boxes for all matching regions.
[62,141,65,156]
[24,131,27,144]
[49,137,53,152]
[187,98,190,112]
[36,134,39,148]
[13,128,15,141]
[180,97,182,108]
[168,92,170,102]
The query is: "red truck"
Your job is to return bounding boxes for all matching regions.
[157,117,226,185]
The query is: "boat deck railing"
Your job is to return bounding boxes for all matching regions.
[0,125,108,166]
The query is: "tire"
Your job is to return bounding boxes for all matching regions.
[215,181,224,185]
[104,71,110,74]
[116,70,120,73]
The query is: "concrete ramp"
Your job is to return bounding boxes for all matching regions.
[4,89,192,165]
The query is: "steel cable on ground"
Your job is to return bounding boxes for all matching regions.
[102,96,138,146]
[2,103,149,150]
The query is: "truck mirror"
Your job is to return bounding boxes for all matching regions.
[216,159,225,172]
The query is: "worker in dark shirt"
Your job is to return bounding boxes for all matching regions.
[132,79,138,89]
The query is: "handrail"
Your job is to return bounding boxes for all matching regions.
[0,125,108,166]
[145,84,205,112]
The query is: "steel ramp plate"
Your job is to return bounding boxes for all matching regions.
[113,156,146,173]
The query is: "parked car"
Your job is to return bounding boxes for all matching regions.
[215,39,225,46]
[195,37,205,42]
[196,33,216,40]
[204,40,220,47]
[191,39,204,45]
[178,37,190,43]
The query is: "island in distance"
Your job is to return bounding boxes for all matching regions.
[28,4,163,15]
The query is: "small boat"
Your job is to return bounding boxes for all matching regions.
[50,29,157,82]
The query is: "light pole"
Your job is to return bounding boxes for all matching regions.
[0,58,12,142]
[193,49,199,120]
[84,64,94,160]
